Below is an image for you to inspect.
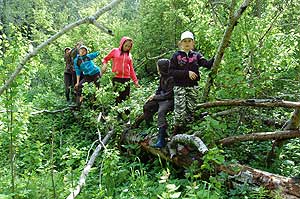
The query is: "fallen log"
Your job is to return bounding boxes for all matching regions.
[66,130,114,199]
[219,130,300,146]
[122,129,300,198]
[198,99,300,109]
[219,164,300,198]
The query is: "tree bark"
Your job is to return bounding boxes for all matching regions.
[0,0,123,96]
[219,164,300,198]
[124,130,300,198]
[202,0,254,101]
[219,130,300,146]
[198,99,300,109]
[66,130,114,199]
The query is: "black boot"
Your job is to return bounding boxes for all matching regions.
[153,127,167,148]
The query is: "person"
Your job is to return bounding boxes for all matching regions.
[74,45,101,103]
[170,31,214,134]
[64,47,74,102]
[101,36,140,105]
[143,59,174,148]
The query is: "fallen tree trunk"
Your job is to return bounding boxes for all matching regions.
[198,99,300,109]
[66,130,114,199]
[123,129,300,198]
[219,164,300,198]
[219,130,300,146]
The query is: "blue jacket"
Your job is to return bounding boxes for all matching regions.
[74,51,101,76]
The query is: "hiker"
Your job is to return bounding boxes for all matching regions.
[74,45,101,103]
[143,59,174,148]
[101,36,140,105]
[64,47,75,102]
[170,31,214,134]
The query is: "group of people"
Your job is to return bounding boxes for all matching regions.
[63,31,214,148]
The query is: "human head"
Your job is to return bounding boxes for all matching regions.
[179,31,195,51]
[64,47,71,54]
[122,39,133,52]
[79,45,88,56]
[157,59,170,76]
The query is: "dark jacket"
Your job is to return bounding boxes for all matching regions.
[170,50,214,87]
[64,52,74,73]
[153,75,174,101]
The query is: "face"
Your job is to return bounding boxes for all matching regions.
[65,49,71,54]
[122,40,132,52]
[79,48,87,56]
[180,38,194,51]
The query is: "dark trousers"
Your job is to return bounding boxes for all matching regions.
[112,77,130,105]
[64,71,75,101]
[143,99,174,128]
[77,72,101,96]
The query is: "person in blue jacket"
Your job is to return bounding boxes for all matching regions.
[74,45,101,103]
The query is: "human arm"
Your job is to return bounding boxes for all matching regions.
[198,53,214,69]
[87,51,100,60]
[169,53,189,79]
[129,58,140,88]
[101,49,115,75]
[75,75,80,88]
[152,77,174,101]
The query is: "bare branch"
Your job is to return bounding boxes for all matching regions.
[0,0,123,96]
[219,130,300,146]
[66,130,114,199]
[198,99,300,109]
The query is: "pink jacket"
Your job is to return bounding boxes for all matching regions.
[102,37,138,84]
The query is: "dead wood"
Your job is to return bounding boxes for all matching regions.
[219,130,300,146]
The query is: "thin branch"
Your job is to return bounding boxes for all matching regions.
[0,0,123,96]
[219,130,300,146]
[66,130,114,199]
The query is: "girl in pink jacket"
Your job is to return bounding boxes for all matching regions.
[102,37,140,104]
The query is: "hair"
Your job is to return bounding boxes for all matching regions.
[157,59,170,76]
[121,39,133,54]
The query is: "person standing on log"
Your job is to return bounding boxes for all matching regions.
[64,47,74,103]
[101,37,140,104]
[170,31,214,134]
[143,59,174,148]
[74,45,101,104]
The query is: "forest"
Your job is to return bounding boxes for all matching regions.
[1,0,300,198]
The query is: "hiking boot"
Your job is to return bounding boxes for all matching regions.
[153,127,167,148]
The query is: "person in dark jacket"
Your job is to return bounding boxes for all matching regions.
[64,47,74,102]
[170,31,214,134]
[143,59,174,148]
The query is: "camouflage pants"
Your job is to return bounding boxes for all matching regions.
[174,86,199,126]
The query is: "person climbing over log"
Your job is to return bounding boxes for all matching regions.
[74,45,101,104]
[63,47,74,103]
[170,31,214,134]
[142,59,174,148]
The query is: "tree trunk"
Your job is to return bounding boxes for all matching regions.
[202,0,254,101]
[219,130,300,146]
[198,99,300,109]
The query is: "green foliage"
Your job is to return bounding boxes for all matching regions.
[1,0,300,198]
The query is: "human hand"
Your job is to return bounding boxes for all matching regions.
[75,83,79,89]
[188,71,198,80]
[135,83,141,88]
[147,94,155,102]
